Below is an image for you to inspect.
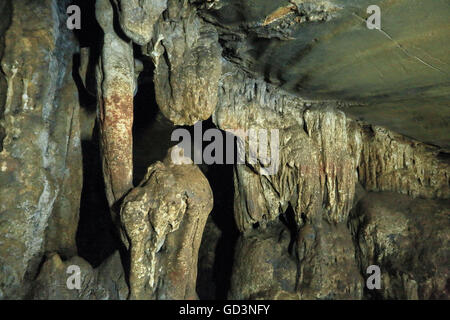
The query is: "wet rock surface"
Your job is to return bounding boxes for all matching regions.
[95,0,135,210]
[199,0,450,148]
[113,0,167,46]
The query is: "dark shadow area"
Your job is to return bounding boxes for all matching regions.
[71,0,102,48]
[208,163,239,300]
[195,120,240,300]
[70,0,124,268]
[76,128,123,268]
[279,204,298,256]
[132,52,177,185]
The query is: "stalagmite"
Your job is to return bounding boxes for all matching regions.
[120,147,213,300]
[213,60,449,299]
[0,0,82,299]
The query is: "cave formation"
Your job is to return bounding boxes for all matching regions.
[0,0,448,300]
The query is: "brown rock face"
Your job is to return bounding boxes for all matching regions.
[229,220,299,300]
[112,0,167,46]
[295,215,364,299]
[214,62,449,233]
[120,148,213,299]
[0,0,82,299]
[229,210,364,300]
[350,192,450,300]
[95,0,135,210]
[32,251,128,300]
[143,0,222,125]
[212,61,449,300]
[0,0,448,302]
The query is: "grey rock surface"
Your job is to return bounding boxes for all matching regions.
[143,0,222,125]
[0,0,447,301]
[32,251,128,300]
[350,192,450,299]
[121,147,213,299]
[113,0,167,45]
[0,0,82,299]
[199,0,450,148]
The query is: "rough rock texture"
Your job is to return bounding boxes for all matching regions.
[95,0,135,209]
[196,215,222,299]
[295,213,363,299]
[229,211,364,300]
[0,1,10,136]
[113,0,167,46]
[0,0,448,301]
[200,0,450,148]
[0,0,82,299]
[212,60,449,300]
[214,61,449,232]
[120,147,213,299]
[143,0,222,125]
[229,220,299,300]
[32,251,128,300]
[350,192,450,300]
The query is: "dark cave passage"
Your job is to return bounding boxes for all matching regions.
[198,160,238,300]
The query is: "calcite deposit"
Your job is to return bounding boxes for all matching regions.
[95,0,135,210]
[0,0,82,299]
[143,0,222,125]
[121,147,213,299]
[0,0,448,302]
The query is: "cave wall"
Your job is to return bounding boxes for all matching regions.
[0,0,82,299]
[0,0,448,300]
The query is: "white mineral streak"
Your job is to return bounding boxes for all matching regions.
[120,149,212,300]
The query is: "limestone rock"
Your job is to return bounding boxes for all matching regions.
[95,0,135,209]
[113,0,167,45]
[200,0,450,149]
[120,147,213,299]
[144,0,222,125]
[0,0,448,302]
[295,213,364,299]
[213,61,449,232]
[32,251,128,300]
[0,0,82,299]
[229,220,298,300]
[213,61,448,300]
[196,215,222,299]
[350,192,450,299]
[229,210,364,300]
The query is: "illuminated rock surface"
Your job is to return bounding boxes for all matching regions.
[0,0,448,300]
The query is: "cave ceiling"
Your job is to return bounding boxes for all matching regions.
[201,0,450,148]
